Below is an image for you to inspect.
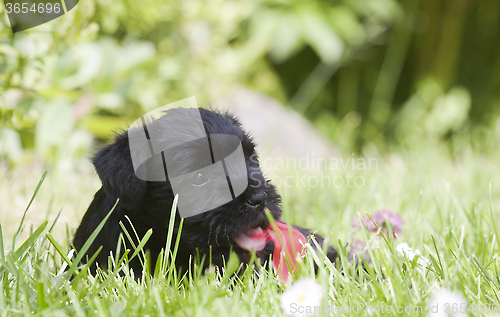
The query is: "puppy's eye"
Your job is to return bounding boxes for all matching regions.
[191,172,209,186]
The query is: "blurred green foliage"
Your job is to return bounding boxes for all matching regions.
[1,0,499,165]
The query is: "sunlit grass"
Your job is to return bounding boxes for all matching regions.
[1,138,500,316]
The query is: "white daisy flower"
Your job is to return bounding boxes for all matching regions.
[428,289,468,317]
[396,242,431,266]
[280,278,324,317]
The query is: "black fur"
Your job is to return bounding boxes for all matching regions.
[73,108,337,277]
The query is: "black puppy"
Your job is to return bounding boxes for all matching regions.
[73,108,337,277]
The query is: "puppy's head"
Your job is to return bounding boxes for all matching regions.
[93,108,281,251]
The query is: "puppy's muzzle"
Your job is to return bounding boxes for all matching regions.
[247,191,268,212]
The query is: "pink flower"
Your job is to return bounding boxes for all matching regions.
[352,210,404,237]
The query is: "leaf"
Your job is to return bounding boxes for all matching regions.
[79,115,129,139]
[269,13,303,62]
[300,9,344,64]
[0,44,19,57]
[0,128,23,160]
[60,42,103,90]
[34,99,74,158]
[328,6,365,45]
[116,41,156,73]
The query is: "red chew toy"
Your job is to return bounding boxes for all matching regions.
[234,220,307,282]
[267,221,307,282]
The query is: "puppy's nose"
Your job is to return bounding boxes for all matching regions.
[247,192,268,210]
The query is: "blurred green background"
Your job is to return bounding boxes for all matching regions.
[1,0,500,165]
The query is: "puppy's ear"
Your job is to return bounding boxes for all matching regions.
[222,112,241,126]
[92,132,146,210]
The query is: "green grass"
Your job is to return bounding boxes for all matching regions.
[1,139,500,316]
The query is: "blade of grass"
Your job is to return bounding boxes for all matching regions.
[129,229,153,262]
[14,221,48,259]
[0,280,5,310]
[46,233,73,267]
[164,194,179,265]
[489,182,500,252]
[12,171,47,250]
[66,200,118,278]
[39,208,63,249]
[358,214,382,279]
[166,218,183,284]
[36,276,47,310]
[0,224,4,261]
[152,286,166,317]
[123,215,148,263]
[264,209,295,279]
[430,235,445,280]
[119,221,144,268]
[72,246,104,283]
[57,249,75,276]
[65,284,86,317]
